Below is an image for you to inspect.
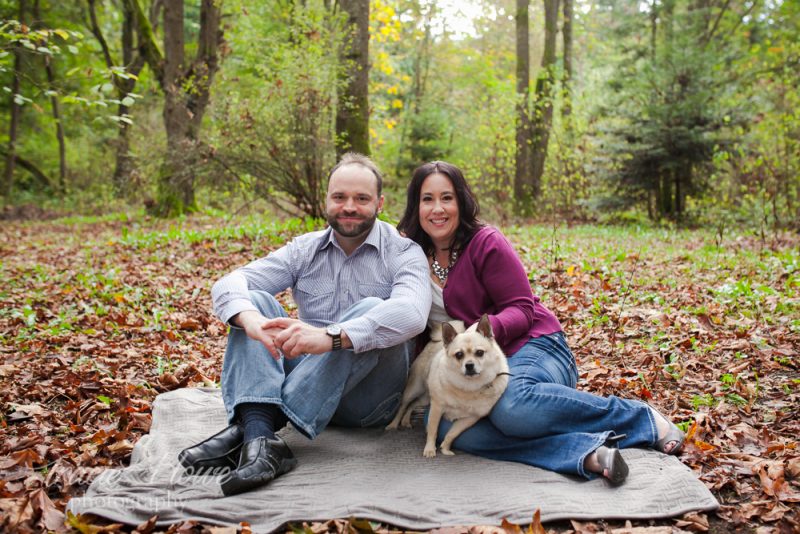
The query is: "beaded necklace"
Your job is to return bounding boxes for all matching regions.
[431,249,458,284]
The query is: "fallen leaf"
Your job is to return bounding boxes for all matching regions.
[30,488,65,531]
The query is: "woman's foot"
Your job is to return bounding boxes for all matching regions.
[585,434,628,485]
[651,408,685,455]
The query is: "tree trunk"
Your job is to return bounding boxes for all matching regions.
[514,0,533,214]
[126,0,222,216]
[658,174,670,220]
[114,0,145,195]
[4,0,27,199]
[529,0,559,201]
[159,0,193,215]
[88,0,145,196]
[675,169,686,220]
[558,0,576,214]
[34,0,66,193]
[336,0,370,157]
[562,0,573,119]
[0,148,51,188]
[44,56,66,193]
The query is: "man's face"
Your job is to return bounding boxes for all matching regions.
[325,164,384,239]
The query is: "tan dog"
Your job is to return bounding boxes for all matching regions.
[387,315,509,458]
[385,319,466,430]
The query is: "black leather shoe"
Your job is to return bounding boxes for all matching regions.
[178,424,244,473]
[220,436,298,496]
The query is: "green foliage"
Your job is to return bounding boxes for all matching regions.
[0,4,153,203]
[208,0,345,218]
[592,3,735,222]
[0,0,797,231]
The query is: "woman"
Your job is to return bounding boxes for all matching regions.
[397,161,684,485]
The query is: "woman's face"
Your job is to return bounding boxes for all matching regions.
[419,172,460,249]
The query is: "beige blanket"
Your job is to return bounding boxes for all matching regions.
[67,388,718,533]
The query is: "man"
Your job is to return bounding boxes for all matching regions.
[179,153,431,496]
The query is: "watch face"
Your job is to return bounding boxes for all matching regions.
[327,324,342,336]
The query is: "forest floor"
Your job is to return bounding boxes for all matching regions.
[0,214,798,533]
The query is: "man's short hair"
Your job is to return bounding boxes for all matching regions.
[328,152,383,196]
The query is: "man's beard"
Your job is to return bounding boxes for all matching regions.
[326,212,378,238]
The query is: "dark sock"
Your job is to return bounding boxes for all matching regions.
[237,403,281,442]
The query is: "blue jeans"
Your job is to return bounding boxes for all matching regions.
[435,332,659,479]
[221,291,412,439]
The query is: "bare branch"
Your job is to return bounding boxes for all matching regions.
[87,0,116,69]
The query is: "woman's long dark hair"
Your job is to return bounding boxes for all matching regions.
[397,161,484,256]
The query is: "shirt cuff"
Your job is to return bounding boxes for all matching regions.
[216,298,259,327]
[339,317,372,353]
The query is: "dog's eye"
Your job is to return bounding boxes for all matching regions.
[454,351,464,360]
[475,349,484,357]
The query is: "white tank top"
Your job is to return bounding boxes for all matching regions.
[428,278,454,329]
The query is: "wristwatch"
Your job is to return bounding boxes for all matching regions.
[326,324,342,350]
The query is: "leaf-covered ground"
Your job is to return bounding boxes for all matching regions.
[1,214,798,533]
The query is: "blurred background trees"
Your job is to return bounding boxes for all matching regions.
[0,0,797,229]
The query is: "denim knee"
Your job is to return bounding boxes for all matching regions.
[246,290,287,318]
[489,383,547,433]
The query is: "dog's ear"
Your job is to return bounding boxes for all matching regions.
[476,314,494,339]
[442,322,458,346]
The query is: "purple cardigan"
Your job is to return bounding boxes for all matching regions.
[442,226,562,355]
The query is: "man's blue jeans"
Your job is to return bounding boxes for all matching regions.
[436,332,660,480]
[221,291,412,439]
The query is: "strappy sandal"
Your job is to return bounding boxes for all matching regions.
[595,434,628,486]
[650,407,685,455]
[655,422,685,455]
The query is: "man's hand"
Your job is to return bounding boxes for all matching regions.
[232,311,285,360]
[262,317,350,359]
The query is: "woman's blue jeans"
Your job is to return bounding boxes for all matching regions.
[435,332,659,479]
[221,291,412,439]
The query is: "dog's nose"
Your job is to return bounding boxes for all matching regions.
[464,362,477,375]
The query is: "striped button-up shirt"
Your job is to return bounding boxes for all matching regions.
[211,220,431,353]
